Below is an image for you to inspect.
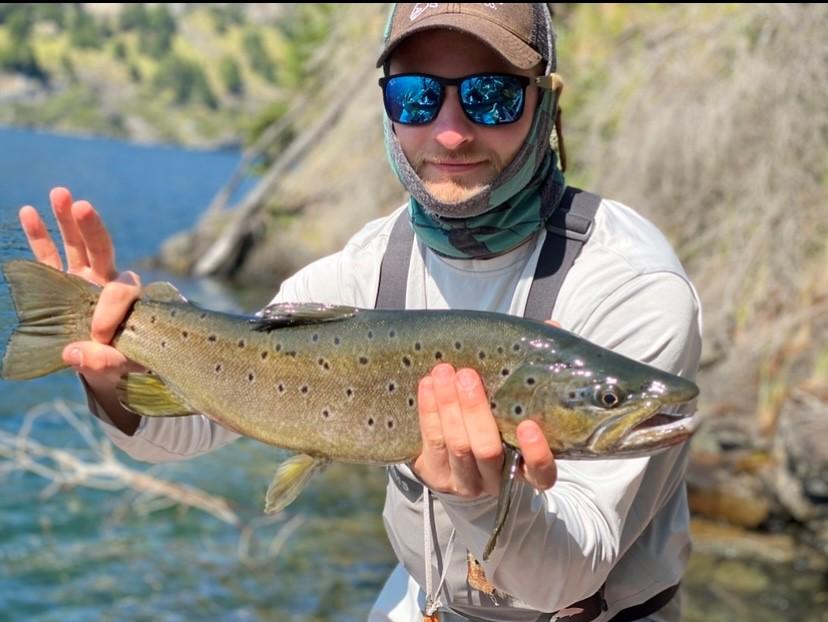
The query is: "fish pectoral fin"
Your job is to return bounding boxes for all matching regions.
[115,373,198,417]
[482,444,522,561]
[265,454,330,514]
[142,281,188,303]
[251,302,360,332]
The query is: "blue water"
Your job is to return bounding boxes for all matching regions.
[0,127,393,621]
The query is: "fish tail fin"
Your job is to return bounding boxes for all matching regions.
[1,260,99,380]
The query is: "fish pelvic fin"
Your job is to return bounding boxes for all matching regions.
[116,373,198,417]
[265,454,330,514]
[483,444,522,561]
[1,260,99,380]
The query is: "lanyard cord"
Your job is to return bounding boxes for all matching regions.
[423,488,457,618]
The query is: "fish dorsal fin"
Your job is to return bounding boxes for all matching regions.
[252,302,359,332]
[143,281,187,304]
[116,373,198,417]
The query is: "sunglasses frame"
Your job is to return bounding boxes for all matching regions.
[378,72,564,126]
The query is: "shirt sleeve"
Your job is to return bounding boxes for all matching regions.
[434,271,702,611]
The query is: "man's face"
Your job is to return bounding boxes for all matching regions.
[388,30,540,205]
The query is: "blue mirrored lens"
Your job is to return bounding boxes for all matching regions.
[384,75,442,125]
[460,75,525,125]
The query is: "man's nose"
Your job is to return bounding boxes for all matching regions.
[433,88,474,150]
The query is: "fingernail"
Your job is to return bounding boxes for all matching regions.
[433,364,453,380]
[456,369,476,389]
[67,348,83,366]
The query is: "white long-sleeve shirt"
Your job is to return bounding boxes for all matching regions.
[94,198,702,621]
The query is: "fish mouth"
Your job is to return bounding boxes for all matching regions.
[617,412,699,454]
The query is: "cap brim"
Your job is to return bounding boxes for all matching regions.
[376,13,543,70]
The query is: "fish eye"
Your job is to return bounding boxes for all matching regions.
[595,385,624,409]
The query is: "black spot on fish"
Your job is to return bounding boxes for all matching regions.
[238,339,245,348]
[278,383,285,394]
[454,341,462,351]
[490,400,497,410]
[275,343,282,352]
[208,335,217,342]
[285,351,296,358]
[367,330,374,339]
[434,351,443,361]
[311,333,319,342]
[387,420,394,429]
[569,391,576,399]
[497,346,504,355]
[526,377,536,386]
[182,331,188,339]
[150,315,156,323]
[200,313,207,319]
[478,351,486,360]
[128,324,136,332]
[215,363,223,373]
[407,397,415,408]
[322,409,330,419]
[367,417,374,427]
[402,356,412,368]
[346,388,354,398]
[300,385,309,395]
[248,372,255,383]
[501,368,510,377]
[513,405,523,416]
[388,329,396,338]
[170,309,177,317]
[161,341,166,349]
[388,382,396,393]
[261,351,268,360]
[359,356,369,365]
[512,343,521,352]
[414,342,422,351]
[333,336,341,346]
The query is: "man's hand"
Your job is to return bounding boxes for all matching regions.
[19,187,144,432]
[412,363,557,499]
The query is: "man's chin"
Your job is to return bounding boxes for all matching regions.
[423,180,488,206]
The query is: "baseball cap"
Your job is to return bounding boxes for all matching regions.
[376,3,556,71]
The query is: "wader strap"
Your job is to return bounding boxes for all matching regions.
[375,188,601,316]
[375,210,415,310]
[523,186,601,322]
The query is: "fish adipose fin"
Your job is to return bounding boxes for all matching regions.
[265,453,330,513]
[483,444,522,561]
[1,260,98,380]
[116,373,198,417]
[251,302,359,332]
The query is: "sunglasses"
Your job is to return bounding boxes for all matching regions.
[379,72,563,127]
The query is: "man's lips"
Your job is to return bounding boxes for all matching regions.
[425,160,487,174]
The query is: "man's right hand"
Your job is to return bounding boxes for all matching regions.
[19,187,144,433]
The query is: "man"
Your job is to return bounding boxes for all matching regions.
[19,4,702,621]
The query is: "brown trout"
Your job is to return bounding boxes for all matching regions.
[1,260,699,558]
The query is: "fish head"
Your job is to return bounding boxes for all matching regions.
[493,337,700,458]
